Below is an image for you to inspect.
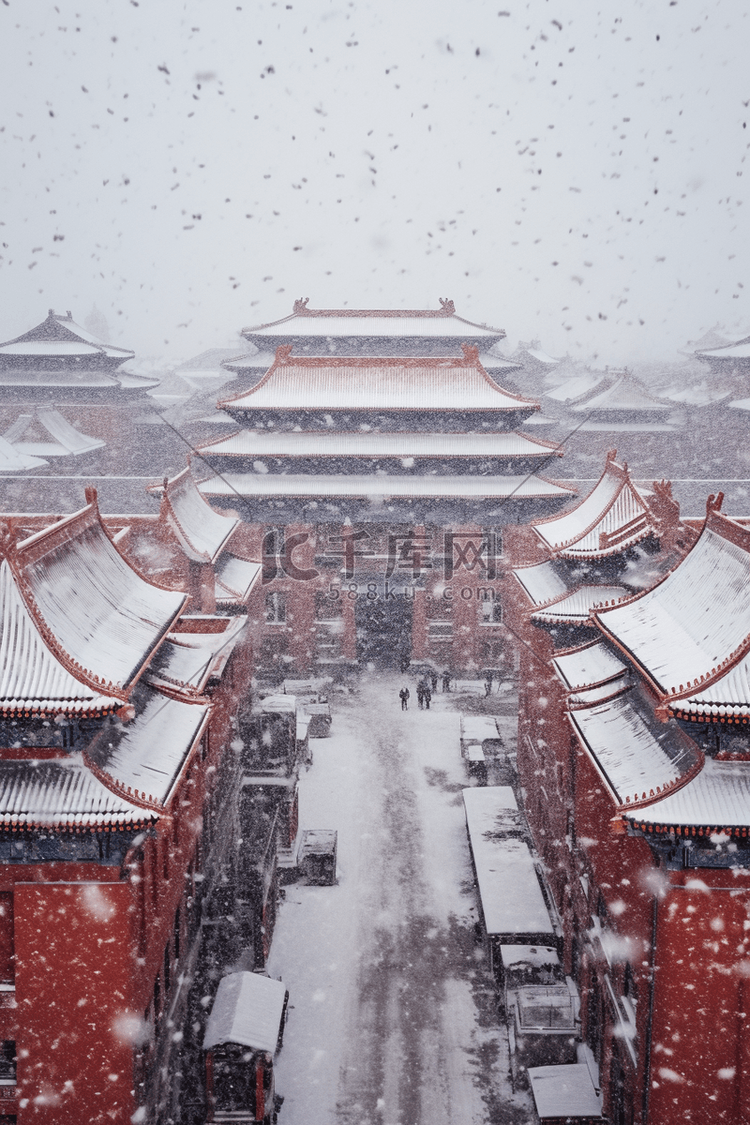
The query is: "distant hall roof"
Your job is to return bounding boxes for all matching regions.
[0,310,134,363]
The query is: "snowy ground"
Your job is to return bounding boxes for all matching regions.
[266,673,537,1125]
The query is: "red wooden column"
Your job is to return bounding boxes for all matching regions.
[411,587,427,661]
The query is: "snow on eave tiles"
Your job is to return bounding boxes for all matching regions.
[624,758,750,834]
[198,471,575,501]
[0,558,125,718]
[214,556,262,604]
[241,297,506,338]
[566,687,703,809]
[595,500,750,700]
[4,409,104,457]
[0,435,48,473]
[217,344,539,414]
[13,492,188,695]
[531,585,630,624]
[531,451,655,558]
[196,428,562,460]
[160,467,239,563]
[513,560,570,608]
[144,616,246,697]
[552,641,629,693]
[86,687,210,809]
[0,756,156,830]
[668,646,750,724]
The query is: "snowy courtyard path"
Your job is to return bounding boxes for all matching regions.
[266,673,536,1125]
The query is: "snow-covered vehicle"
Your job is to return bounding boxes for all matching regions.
[282,679,332,737]
[499,945,579,1073]
[203,971,289,1124]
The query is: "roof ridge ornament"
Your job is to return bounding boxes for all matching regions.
[707,491,724,514]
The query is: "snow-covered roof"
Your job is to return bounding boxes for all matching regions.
[89,686,209,807]
[199,429,561,460]
[17,500,187,693]
[531,585,630,624]
[596,509,750,696]
[145,617,246,696]
[626,758,750,831]
[199,472,575,501]
[0,435,48,473]
[462,787,556,939]
[0,310,134,362]
[242,298,505,342]
[552,642,628,693]
[160,468,239,563]
[4,409,104,457]
[523,348,560,366]
[203,971,287,1053]
[528,1064,603,1120]
[571,373,671,413]
[532,453,654,558]
[513,561,569,607]
[222,350,277,373]
[215,555,262,603]
[460,716,501,743]
[696,338,750,360]
[0,559,123,717]
[567,689,701,807]
[0,756,155,829]
[219,346,538,415]
[544,376,606,403]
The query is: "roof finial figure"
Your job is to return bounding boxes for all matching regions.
[438,297,456,315]
[293,297,310,315]
[707,492,725,515]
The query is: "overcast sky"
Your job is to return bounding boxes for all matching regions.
[1,0,748,365]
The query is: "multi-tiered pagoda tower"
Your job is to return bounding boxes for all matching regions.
[194,301,576,673]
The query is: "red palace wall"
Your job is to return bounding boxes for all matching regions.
[242,519,512,675]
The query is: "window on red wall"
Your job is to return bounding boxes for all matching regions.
[0,896,14,985]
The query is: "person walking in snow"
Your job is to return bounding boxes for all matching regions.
[416,682,426,709]
[399,686,410,711]
[442,670,451,692]
[424,685,432,710]
[430,671,438,693]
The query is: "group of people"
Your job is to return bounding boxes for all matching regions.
[398,670,451,711]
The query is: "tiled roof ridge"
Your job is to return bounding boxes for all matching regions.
[241,297,506,335]
[217,343,540,411]
[197,427,561,454]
